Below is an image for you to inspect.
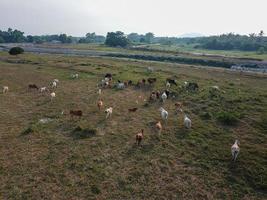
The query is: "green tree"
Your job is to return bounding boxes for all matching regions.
[105,31,130,47]
[9,47,24,55]
[58,34,72,43]
[144,32,154,43]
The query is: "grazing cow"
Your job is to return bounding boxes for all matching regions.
[159,107,168,121]
[211,86,220,90]
[155,121,162,135]
[50,92,56,101]
[40,87,47,93]
[128,80,133,86]
[161,92,168,103]
[142,79,146,85]
[174,102,183,113]
[184,115,192,129]
[156,91,161,99]
[164,90,170,98]
[136,81,142,88]
[149,92,157,101]
[28,84,39,90]
[52,81,57,88]
[231,140,240,162]
[136,129,144,146]
[71,74,79,79]
[98,88,102,95]
[105,73,112,81]
[100,79,110,88]
[117,83,125,89]
[166,82,171,88]
[97,99,104,110]
[147,78,157,85]
[70,110,83,119]
[147,67,154,73]
[128,108,138,112]
[2,86,8,93]
[166,78,177,86]
[105,107,113,119]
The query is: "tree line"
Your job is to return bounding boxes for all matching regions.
[0,28,266,52]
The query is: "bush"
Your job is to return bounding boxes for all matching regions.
[21,127,34,135]
[71,126,97,139]
[91,185,101,194]
[216,111,238,125]
[9,47,24,55]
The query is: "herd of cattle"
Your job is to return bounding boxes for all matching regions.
[1,71,240,162]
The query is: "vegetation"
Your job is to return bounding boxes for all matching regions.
[78,32,105,43]
[8,47,24,55]
[105,31,130,47]
[105,53,234,68]
[216,111,239,126]
[1,27,266,54]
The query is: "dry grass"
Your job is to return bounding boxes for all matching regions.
[0,52,266,199]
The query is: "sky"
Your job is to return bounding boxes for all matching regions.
[0,0,266,37]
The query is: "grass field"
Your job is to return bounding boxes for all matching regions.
[0,51,267,199]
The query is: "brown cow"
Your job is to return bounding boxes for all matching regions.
[28,84,39,90]
[70,110,83,119]
[136,129,144,146]
[128,108,138,112]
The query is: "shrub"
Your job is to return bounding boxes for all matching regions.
[200,112,212,120]
[71,126,97,139]
[21,127,34,135]
[216,111,238,125]
[91,185,101,194]
[9,47,24,55]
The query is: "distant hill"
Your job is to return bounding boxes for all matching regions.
[179,33,205,38]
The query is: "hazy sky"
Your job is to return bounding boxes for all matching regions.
[0,0,266,37]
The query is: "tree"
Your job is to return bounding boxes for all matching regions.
[257,47,265,54]
[127,33,141,43]
[144,32,154,43]
[27,35,34,43]
[9,47,24,55]
[0,36,4,43]
[105,31,130,47]
[58,34,72,43]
